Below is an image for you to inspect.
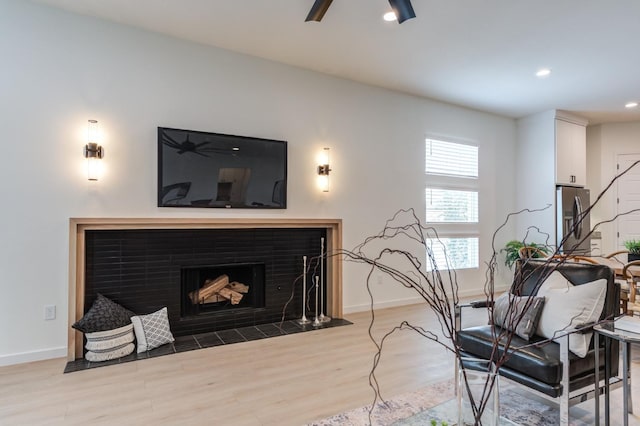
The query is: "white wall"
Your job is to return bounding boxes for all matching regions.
[0,0,516,365]
[587,122,640,254]
[515,111,557,245]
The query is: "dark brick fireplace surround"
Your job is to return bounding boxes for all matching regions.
[68,218,342,361]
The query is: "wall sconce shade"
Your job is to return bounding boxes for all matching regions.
[388,0,416,23]
[83,119,103,181]
[317,147,331,192]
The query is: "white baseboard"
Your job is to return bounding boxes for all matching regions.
[343,285,510,315]
[0,347,67,367]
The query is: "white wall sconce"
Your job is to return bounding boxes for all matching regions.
[83,119,103,181]
[317,147,331,192]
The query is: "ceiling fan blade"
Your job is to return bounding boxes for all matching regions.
[389,0,416,24]
[305,0,334,22]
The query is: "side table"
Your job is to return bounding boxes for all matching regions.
[594,321,639,426]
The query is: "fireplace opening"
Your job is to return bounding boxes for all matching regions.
[181,263,266,317]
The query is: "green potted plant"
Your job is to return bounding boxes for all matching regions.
[624,239,640,261]
[501,240,550,269]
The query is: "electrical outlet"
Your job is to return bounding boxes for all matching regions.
[44,305,56,321]
[376,275,383,285]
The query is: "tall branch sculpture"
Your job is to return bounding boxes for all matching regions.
[338,159,640,425]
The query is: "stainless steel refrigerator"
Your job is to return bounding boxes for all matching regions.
[556,186,591,254]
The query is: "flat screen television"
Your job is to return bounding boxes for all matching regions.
[158,127,287,209]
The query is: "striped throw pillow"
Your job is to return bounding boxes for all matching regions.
[84,323,135,362]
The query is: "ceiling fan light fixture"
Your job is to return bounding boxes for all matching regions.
[388,0,416,24]
[305,0,334,22]
[383,11,397,22]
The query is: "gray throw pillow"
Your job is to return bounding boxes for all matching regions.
[72,294,135,333]
[493,293,545,341]
[131,307,175,353]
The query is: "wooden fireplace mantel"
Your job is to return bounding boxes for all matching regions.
[68,217,343,360]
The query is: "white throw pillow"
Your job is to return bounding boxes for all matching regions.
[131,307,175,353]
[84,323,135,362]
[536,270,572,293]
[536,272,607,357]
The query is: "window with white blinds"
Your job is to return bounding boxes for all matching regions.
[425,137,479,270]
[426,237,479,270]
[425,139,478,178]
[425,188,478,223]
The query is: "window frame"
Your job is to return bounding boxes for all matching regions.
[425,136,479,271]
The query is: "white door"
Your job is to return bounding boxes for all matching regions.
[616,154,640,249]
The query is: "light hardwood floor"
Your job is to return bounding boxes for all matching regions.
[1,304,639,425]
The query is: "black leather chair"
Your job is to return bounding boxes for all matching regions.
[456,259,620,425]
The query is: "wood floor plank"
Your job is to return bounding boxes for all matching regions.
[0,303,638,425]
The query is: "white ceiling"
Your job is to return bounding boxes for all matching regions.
[33,0,640,124]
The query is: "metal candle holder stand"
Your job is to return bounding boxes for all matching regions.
[318,237,331,323]
[297,237,332,327]
[297,256,311,325]
[312,276,322,327]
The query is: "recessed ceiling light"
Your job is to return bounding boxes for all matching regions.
[625,102,638,109]
[536,68,551,78]
[232,147,240,151]
[383,11,397,21]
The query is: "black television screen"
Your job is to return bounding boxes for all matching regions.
[158,127,287,209]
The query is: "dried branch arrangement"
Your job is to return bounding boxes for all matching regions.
[337,159,640,425]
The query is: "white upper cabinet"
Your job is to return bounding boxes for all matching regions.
[555,117,587,187]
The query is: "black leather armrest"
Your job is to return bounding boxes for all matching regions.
[470,300,494,309]
[457,300,494,309]
[455,300,493,332]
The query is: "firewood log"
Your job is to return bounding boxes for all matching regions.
[217,288,243,305]
[201,294,226,303]
[228,281,249,294]
[189,275,229,304]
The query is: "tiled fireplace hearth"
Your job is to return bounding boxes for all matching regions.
[68,218,342,360]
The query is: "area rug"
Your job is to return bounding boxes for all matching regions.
[307,379,591,426]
